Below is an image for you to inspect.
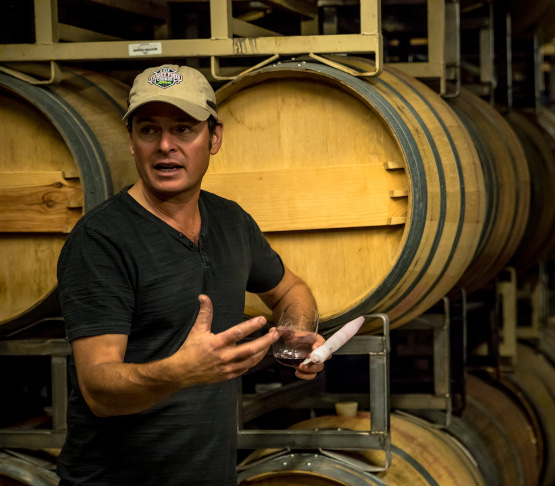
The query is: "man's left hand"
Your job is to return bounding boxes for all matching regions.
[295,333,326,380]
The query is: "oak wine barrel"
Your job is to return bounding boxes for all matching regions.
[0,65,137,334]
[447,89,530,292]
[505,110,555,270]
[535,107,555,260]
[415,373,541,486]
[208,56,485,333]
[238,412,486,485]
[503,343,555,486]
[240,453,388,486]
[0,451,59,485]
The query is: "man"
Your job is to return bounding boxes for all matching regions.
[56,64,324,485]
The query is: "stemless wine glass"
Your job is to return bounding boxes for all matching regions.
[272,303,319,367]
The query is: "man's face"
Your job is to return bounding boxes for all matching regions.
[129,102,222,200]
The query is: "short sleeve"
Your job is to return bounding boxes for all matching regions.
[57,225,135,342]
[244,213,285,293]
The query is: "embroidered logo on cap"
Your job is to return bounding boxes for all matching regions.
[147,67,183,89]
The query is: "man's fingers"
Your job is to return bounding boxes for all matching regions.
[218,316,270,346]
[312,334,326,349]
[296,361,324,380]
[231,329,279,361]
[191,294,214,334]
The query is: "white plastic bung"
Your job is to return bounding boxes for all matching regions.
[303,316,365,365]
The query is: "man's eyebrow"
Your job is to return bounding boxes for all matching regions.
[135,116,155,123]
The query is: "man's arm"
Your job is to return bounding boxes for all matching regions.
[72,295,278,417]
[257,265,325,380]
[257,265,317,324]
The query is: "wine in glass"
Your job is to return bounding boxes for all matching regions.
[272,303,319,367]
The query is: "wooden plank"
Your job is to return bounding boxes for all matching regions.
[62,170,80,179]
[387,217,407,225]
[202,164,408,232]
[384,161,405,170]
[0,172,83,233]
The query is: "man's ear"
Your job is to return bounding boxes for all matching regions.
[128,130,135,156]
[210,121,224,155]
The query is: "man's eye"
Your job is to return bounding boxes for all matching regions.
[176,126,190,133]
[140,127,154,134]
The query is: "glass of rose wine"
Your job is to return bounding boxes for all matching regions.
[272,303,319,367]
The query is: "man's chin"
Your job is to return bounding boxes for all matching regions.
[148,182,200,201]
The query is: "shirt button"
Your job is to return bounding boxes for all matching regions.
[178,232,184,238]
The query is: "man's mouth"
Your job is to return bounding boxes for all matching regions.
[154,163,182,173]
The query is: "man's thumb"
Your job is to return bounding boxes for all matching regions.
[192,294,214,333]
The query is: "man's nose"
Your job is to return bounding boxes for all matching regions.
[158,130,175,152]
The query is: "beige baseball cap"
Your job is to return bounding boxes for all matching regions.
[122,64,218,122]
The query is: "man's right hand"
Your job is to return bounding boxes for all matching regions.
[168,294,279,387]
[72,294,278,417]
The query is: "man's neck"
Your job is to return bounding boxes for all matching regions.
[128,182,202,242]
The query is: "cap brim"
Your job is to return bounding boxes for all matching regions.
[122,96,212,122]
